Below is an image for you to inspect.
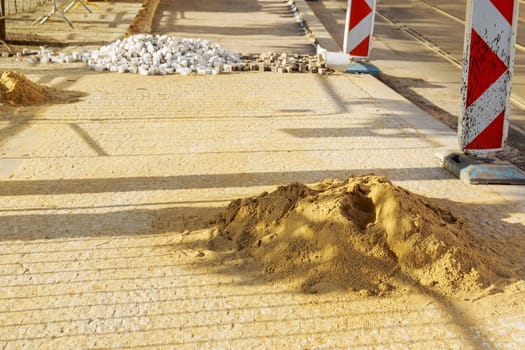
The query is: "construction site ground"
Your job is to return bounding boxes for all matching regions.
[1,0,525,349]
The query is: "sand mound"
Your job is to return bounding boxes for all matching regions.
[209,175,499,296]
[0,71,82,107]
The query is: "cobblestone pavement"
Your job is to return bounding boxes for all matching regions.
[1,0,525,349]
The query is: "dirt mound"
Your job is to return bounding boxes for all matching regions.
[0,71,82,107]
[209,175,501,296]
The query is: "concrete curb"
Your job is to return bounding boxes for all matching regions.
[290,0,342,52]
[127,0,161,35]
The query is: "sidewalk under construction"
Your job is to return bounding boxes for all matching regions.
[0,0,524,348]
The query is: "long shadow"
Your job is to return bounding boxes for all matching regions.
[0,167,452,196]
[376,73,459,130]
[0,205,220,241]
[156,0,263,14]
[0,87,87,147]
[281,119,422,138]
[0,110,33,148]
[69,123,108,156]
[315,73,349,113]
[164,23,306,38]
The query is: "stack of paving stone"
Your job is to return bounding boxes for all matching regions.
[10,34,332,75]
[236,52,330,74]
[82,34,242,75]
[16,34,242,76]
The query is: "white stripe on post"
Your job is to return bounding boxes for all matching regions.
[343,0,376,59]
[471,0,512,65]
[346,12,374,53]
[459,0,519,152]
[463,72,510,146]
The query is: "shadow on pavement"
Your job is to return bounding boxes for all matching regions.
[0,168,452,197]
[0,205,221,241]
[376,73,459,130]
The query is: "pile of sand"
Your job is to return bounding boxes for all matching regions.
[0,71,81,107]
[209,175,501,296]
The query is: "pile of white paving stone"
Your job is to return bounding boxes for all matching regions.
[15,33,331,75]
[35,34,242,76]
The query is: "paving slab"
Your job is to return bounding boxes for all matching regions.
[151,0,314,54]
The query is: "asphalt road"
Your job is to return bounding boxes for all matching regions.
[307,0,525,170]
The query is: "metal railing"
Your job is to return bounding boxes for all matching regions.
[3,0,50,16]
[1,0,52,41]
[1,0,5,41]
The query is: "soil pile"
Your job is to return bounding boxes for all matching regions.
[209,175,500,296]
[0,71,81,107]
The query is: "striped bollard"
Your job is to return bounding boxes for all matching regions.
[343,0,376,59]
[459,0,519,153]
[438,0,525,184]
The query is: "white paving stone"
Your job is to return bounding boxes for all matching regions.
[35,34,242,76]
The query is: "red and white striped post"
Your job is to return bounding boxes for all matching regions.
[343,0,376,59]
[459,0,519,153]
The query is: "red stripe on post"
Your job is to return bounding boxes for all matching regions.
[350,35,370,56]
[466,30,508,108]
[349,0,372,31]
[465,111,505,150]
[489,0,514,24]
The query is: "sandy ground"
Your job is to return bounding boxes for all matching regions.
[0,63,524,348]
